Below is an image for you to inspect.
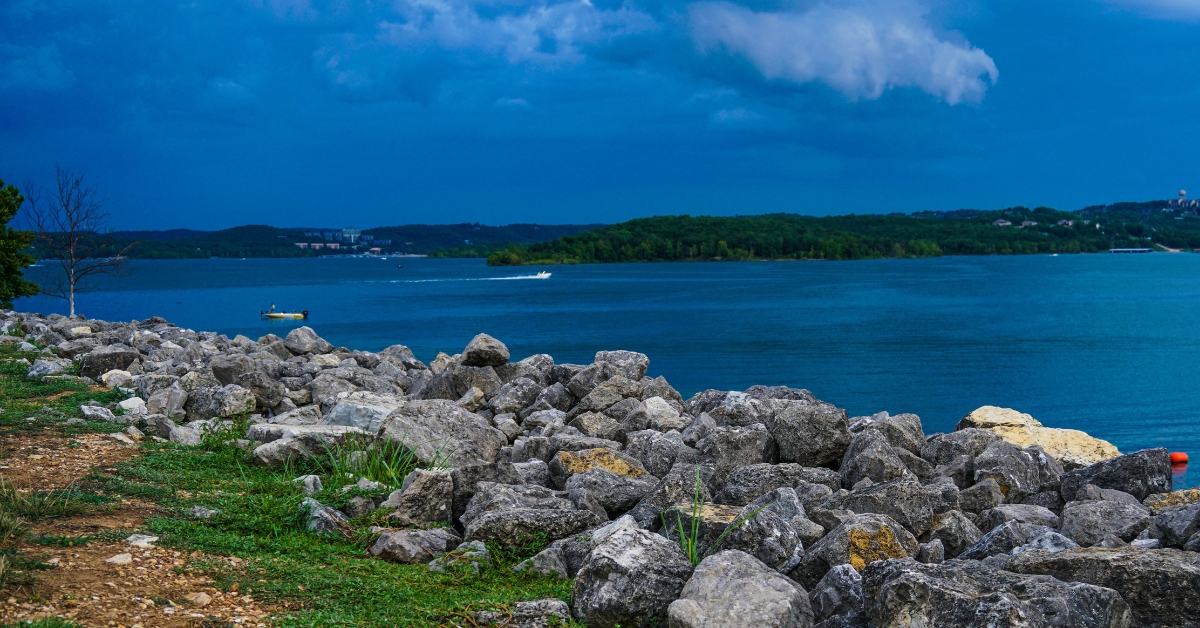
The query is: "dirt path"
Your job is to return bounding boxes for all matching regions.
[1,430,279,627]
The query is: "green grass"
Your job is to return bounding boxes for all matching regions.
[102,444,573,626]
[0,619,81,628]
[0,342,575,626]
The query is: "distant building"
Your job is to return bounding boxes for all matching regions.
[1021,220,1038,227]
[328,243,340,250]
[343,228,361,244]
[375,239,392,246]
[992,219,1012,227]
[361,235,374,242]
[1057,220,1076,227]
[311,243,324,250]
[295,243,309,249]
[368,247,382,254]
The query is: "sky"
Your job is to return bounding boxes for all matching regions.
[1,0,1198,230]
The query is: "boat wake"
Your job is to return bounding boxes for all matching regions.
[345,273,552,285]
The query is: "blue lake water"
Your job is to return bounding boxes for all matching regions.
[20,254,1200,486]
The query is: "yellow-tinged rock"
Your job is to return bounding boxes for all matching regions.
[847,526,909,571]
[1143,488,1200,514]
[553,448,647,478]
[957,406,1120,469]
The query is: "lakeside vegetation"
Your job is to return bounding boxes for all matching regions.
[484,203,1200,265]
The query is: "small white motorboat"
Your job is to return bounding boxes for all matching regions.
[535,271,551,279]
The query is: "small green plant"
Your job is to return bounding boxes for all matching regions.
[0,510,27,543]
[27,533,93,547]
[660,468,772,565]
[0,479,86,521]
[319,434,451,489]
[0,618,82,628]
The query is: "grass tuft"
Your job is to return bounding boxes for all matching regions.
[0,479,87,521]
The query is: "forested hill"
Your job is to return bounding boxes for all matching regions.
[485,204,1200,265]
[31,222,603,259]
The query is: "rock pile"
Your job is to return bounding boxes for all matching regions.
[10,310,1200,628]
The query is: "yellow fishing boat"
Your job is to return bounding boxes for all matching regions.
[261,304,308,319]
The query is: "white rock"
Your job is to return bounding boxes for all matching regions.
[102,369,134,388]
[125,534,159,548]
[105,553,133,565]
[118,397,148,416]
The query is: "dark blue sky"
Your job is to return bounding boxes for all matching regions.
[1,0,1197,230]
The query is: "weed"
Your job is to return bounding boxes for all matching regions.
[318,433,448,489]
[0,479,87,521]
[0,618,82,628]
[660,467,771,565]
[0,510,27,543]
[485,532,551,570]
[27,534,93,547]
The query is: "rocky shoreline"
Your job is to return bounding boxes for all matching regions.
[10,310,1200,628]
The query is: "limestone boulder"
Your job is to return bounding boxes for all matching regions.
[668,550,814,628]
[283,326,333,355]
[957,406,1120,470]
[789,513,919,590]
[378,468,454,528]
[369,528,462,564]
[765,400,852,467]
[465,508,603,550]
[375,400,507,467]
[323,391,406,432]
[79,344,139,379]
[461,333,510,367]
[1059,500,1152,547]
[572,523,695,628]
[863,558,1131,628]
[548,447,650,490]
[1007,547,1200,628]
[921,510,982,558]
[1060,449,1173,502]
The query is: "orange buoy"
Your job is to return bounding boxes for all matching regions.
[1171,452,1189,464]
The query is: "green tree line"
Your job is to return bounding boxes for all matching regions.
[484,208,1191,265]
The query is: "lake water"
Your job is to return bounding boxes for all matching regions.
[20,254,1200,486]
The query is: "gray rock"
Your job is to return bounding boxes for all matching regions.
[236,371,285,409]
[668,550,814,628]
[1010,531,1080,555]
[517,529,603,579]
[1023,490,1065,514]
[376,400,507,467]
[79,344,139,379]
[959,477,1005,514]
[142,414,176,439]
[283,326,333,355]
[300,498,349,535]
[959,520,1057,559]
[809,564,863,625]
[369,527,462,564]
[1077,485,1143,506]
[513,459,551,487]
[253,438,311,466]
[80,404,117,423]
[308,374,357,413]
[1060,448,1173,502]
[923,477,960,514]
[933,454,975,489]
[766,400,852,467]
[625,429,693,478]
[523,382,573,416]
[566,361,621,399]
[569,411,626,443]
[461,333,510,367]
[789,513,919,590]
[917,539,944,564]
[459,482,575,529]
[1007,547,1200,628]
[26,359,64,378]
[680,412,717,448]
[572,523,695,628]
[821,474,933,536]
[921,510,983,558]
[747,487,827,547]
[293,474,323,495]
[921,428,1001,466]
[1059,500,1152,547]
[642,375,683,404]
[1027,444,1065,490]
[860,412,925,456]
[565,467,660,518]
[697,424,779,487]
[976,503,1061,533]
[716,502,803,572]
[973,440,1042,503]
[628,462,716,528]
[863,558,1132,628]
[715,463,840,507]
[210,354,256,386]
[547,447,650,489]
[450,463,526,521]
[895,448,934,482]
[594,350,650,381]
[146,383,188,418]
[191,505,220,519]
[378,468,454,527]
[659,502,744,557]
[1154,502,1200,546]
[465,507,602,551]
[490,377,541,415]
[323,391,405,432]
[168,425,203,446]
[474,598,570,628]
[838,430,907,489]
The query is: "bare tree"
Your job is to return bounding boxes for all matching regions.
[23,166,136,317]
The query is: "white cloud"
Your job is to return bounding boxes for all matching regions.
[689,0,998,104]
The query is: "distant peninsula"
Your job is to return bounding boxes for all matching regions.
[485,201,1200,265]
